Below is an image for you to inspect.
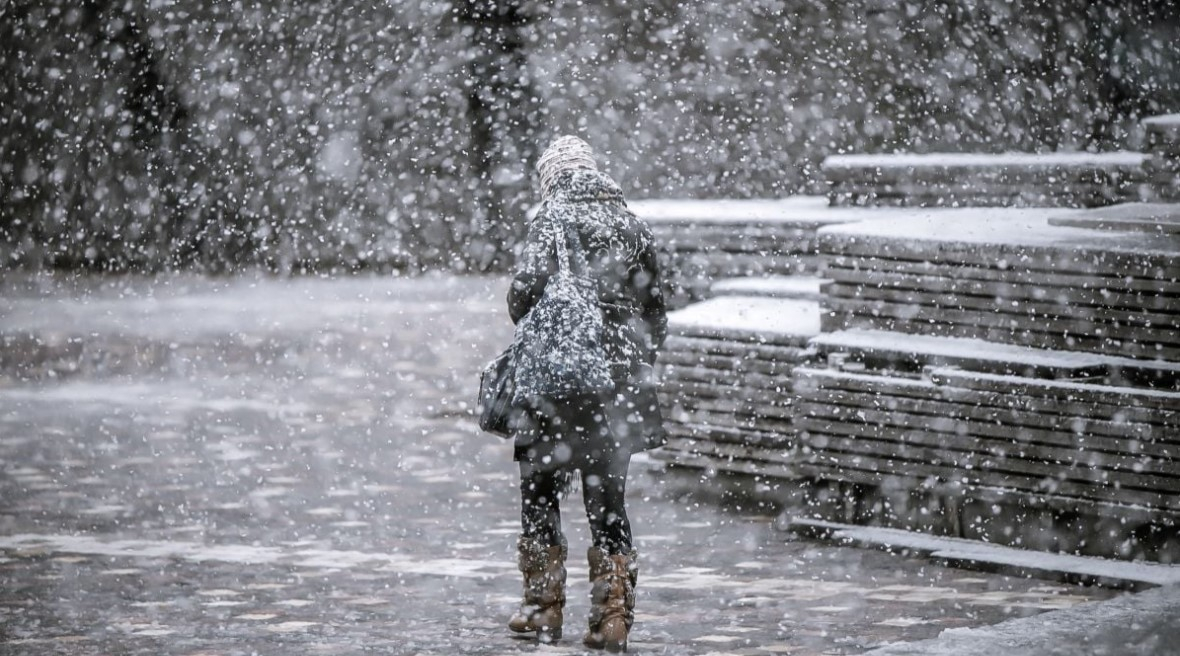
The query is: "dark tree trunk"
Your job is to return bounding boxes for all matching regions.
[457,0,544,272]
[80,0,196,269]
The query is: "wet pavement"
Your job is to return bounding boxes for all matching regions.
[0,273,1118,655]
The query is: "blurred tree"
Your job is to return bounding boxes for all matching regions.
[0,0,192,270]
[455,0,543,272]
[78,0,208,269]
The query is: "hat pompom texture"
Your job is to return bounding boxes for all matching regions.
[537,135,597,199]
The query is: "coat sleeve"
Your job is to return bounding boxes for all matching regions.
[507,214,556,325]
[638,231,668,357]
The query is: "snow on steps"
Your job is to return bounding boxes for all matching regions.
[657,320,1180,559]
[632,196,899,227]
[824,151,1151,170]
[631,196,937,307]
[817,209,1180,361]
[822,150,1154,208]
[817,206,1178,266]
[793,361,1180,564]
[803,208,1180,562]
[654,295,820,473]
[666,296,820,346]
[1048,202,1180,234]
[708,275,831,301]
[648,194,1180,563]
[786,518,1180,590]
[795,366,1180,501]
[812,329,1180,387]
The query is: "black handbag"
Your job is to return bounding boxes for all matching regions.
[478,347,518,438]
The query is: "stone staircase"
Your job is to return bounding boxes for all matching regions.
[639,113,1180,563]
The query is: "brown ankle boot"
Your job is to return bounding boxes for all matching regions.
[583,546,638,653]
[507,537,566,642]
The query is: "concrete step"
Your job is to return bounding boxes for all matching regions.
[709,275,831,301]
[785,518,1180,590]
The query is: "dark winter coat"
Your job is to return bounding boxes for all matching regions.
[508,168,668,459]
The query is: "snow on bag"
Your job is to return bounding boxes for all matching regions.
[512,220,612,402]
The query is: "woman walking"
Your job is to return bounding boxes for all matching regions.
[504,135,667,652]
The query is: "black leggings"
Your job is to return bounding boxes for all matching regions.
[517,395,633,554]
[519,454,632,554]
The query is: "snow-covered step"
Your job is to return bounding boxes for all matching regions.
[818,207,1174,273]
[633,196,833,226]
[817,210,1180,361]
[786,519,1180,590]
[927,367,1180,413]
[655,295,821,478]
[792,362,1180,560]
[810,329,1180,386]
[824,151,1152,171]
[822,151,1154,208]
[667,296,820,346]
[709,275,831,301]
[632,196,919,307]
[1048,202,1180,234]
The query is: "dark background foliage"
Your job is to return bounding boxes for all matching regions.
[2,0,1177,272]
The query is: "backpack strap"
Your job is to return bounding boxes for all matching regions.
[555,219,593,279]
[553,221,571,276]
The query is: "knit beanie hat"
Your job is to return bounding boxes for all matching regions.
[537,135,598,199]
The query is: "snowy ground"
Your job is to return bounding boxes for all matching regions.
[0,273,1125,655]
